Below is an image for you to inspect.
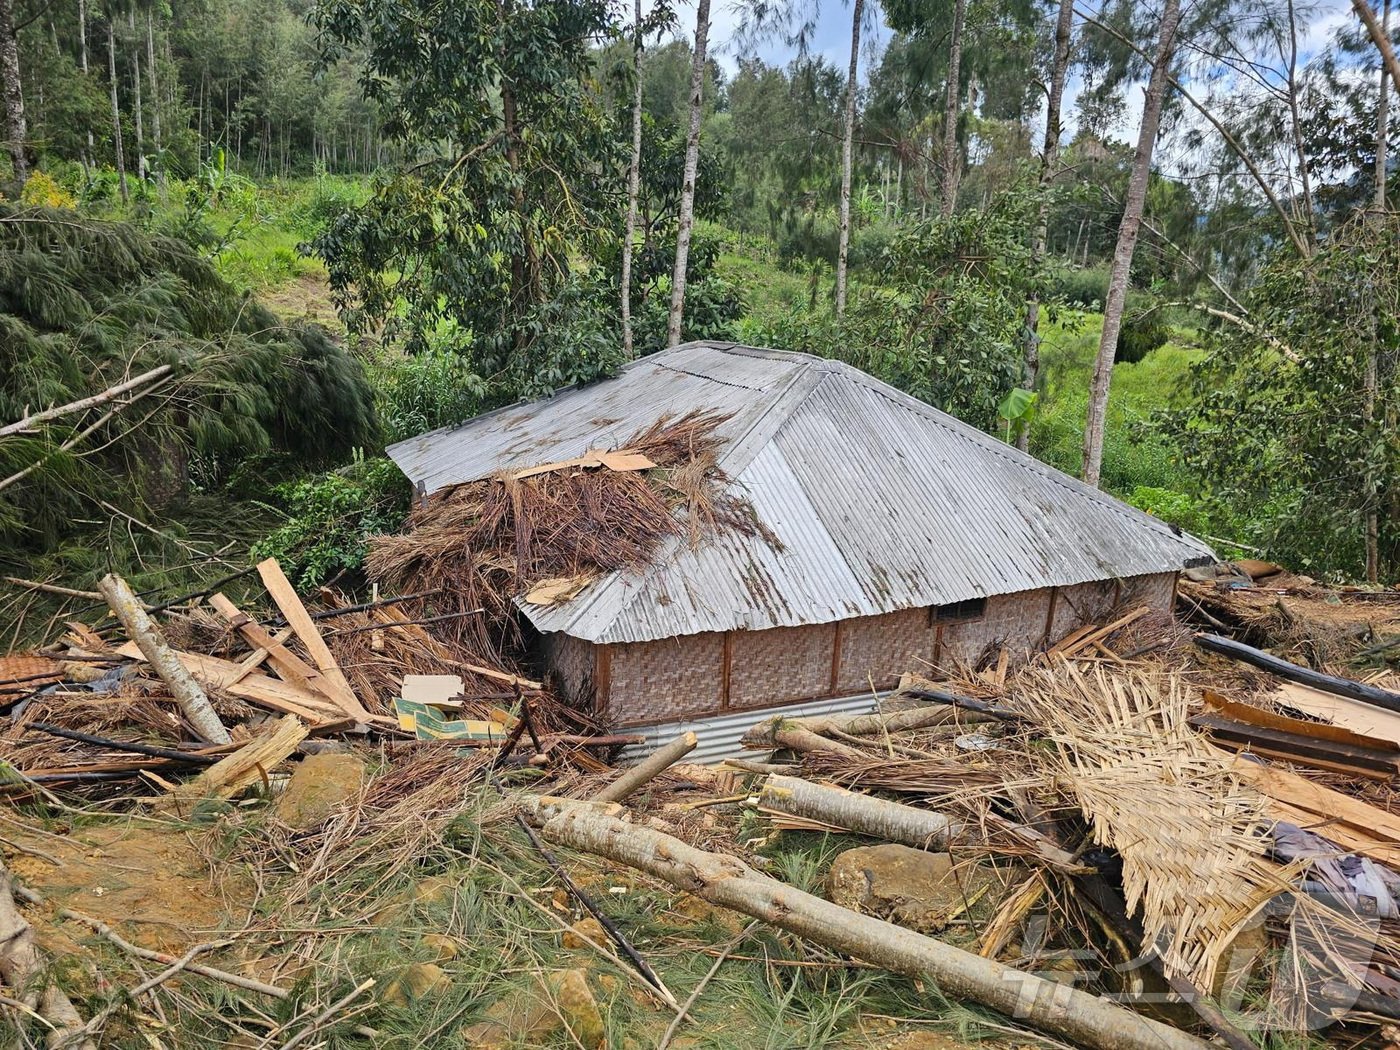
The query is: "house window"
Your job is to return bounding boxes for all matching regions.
[935,597,987,624]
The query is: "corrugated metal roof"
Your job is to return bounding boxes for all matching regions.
[386,342,1216,644]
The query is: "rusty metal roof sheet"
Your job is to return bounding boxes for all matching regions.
[386,342,1215,644]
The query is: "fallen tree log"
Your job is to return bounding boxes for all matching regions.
[1194,634,1400,714]
[740,719,867,758]
[99,573,231,744]
[593,731,697,804]
[759,774,958,846]
[522,797,1211,1050]
[758,775,1086,876]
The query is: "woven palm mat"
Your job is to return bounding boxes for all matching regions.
[1013,663,1288,986]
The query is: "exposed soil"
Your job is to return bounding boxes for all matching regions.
[5,819,252,955]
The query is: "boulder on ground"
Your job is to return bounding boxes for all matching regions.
[827,843,998,934]
[459,967,605,1049]
[381,961,450,1007]
[273,753,366,829]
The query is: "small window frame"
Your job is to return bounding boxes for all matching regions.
[933,597,988,624]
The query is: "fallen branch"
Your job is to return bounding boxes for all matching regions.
[522,797,1211,1050]
[62,941,227,1047]
[593,731,697,804]
[0,861,93,1049]
[98,573,231,744]
[657,921,757,1050]
[1194,633,1400,713]
[741,719,867,758]
[1,578,104,602]
[273,978,375,1050]
[0,366,174,440]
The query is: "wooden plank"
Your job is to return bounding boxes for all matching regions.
[117,642,344,723]
[1203,690,1400,752]
[228,626,294,687]
[1229,754,1400,842]
[1047,624,1096,657]
[1197,717,1400,777]
[1272,682,1400,747]
[1211,736,1394,779]
[157,715,307,813]
[257,558,368,719]
[1059,607,1150,658]
[208,592,341,707]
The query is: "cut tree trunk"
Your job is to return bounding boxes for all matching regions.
[523,797,1212,1050]
[98,573,231,744]
[621,0,644,356]
[758,774,1085,874]
[835,0,865,315]
[759,774,958,845]
[593,731,697,804]
[666,0,711,348]
[1017,0,1074,451]
[939,0,967,218]
[1080,0,1182,487]
[158,714,307,814]
[0,0,27,186]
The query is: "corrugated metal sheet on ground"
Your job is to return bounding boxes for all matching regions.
[387,342,1216,644]
[616,691,883,766]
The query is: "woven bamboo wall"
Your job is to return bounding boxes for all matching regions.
[547,571,1178,725]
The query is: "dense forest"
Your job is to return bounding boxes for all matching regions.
[0,0,1397,620]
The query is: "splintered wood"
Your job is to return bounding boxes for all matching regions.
[1013,664,1285,986]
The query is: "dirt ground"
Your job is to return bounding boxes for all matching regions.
[4,817,252,956]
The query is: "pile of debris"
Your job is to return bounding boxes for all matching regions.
[523,605,1400,1046]
[5,538,1400,1047]
[0,558,611,802]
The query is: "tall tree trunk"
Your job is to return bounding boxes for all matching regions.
[666,0,711,349]
[939,0,967,218]
[835,0,865,316]
[0,0,27,187]
[107,18,128,202]
[147,9,162,189]
[132,41,145,182]
[1366,0,1389,584]
[1285,0,1314,245]
[1016,0,1074,451]
[621,0,644,357]
[1081,0,1182,487]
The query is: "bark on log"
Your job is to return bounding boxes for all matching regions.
[593,731,697,804]
[758,775,1087,875]
[759,774,959,847]
[0,862,94,1049]
[98,573,231,744]
[523,797,1211,1050]
[741,719,867,758]
[1194,633,1400,713]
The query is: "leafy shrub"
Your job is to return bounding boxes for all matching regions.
[1048,265,1109,310]
[19,171,78,209]
[254,454,410,589]
[375,348,488,443]
[1127,485,1211,535]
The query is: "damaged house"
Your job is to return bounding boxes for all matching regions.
[386,342,1214,753]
